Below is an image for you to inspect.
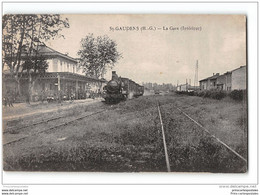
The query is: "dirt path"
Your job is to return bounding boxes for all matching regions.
[2,99,102,121]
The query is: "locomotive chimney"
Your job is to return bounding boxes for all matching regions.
[112,71,118,80]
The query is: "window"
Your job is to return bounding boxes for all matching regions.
[50,84,53,90]
[60,61,63,72]
[42,83,45,90]
[53,59,58,72]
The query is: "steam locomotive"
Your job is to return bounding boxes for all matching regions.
[103,71,144,103]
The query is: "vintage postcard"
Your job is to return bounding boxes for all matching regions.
[2,14,247,173]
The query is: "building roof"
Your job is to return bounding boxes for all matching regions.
[3,45,109,82]
[31,45,78,63]
[4,71,106,83]
[231,65,246,72]
[5,45,78,64]
[199,65,246,83]
[199,74,219,82]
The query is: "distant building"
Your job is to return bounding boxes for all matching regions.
[143,82,174,91]
[177,84,188,91]
[231,66,246,90]
[199,73,219,90]
[216,72,232,91]
[199,65,246,91]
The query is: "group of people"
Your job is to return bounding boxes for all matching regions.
[3,89,103,107]
[3,91,15,107]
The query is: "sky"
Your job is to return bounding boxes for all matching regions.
[46,14,246,85]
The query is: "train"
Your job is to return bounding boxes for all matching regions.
[103,71,144,103]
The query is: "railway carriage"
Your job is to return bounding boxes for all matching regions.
[103,71,144,103]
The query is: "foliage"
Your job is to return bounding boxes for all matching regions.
[176,90,228,100]
[176,91,195,96]
[193,89,247,101]
[193,90,227,100]
[179,89,247,101]
[229,90,246,101]
[2,14,69,95]
[22,55,49,75]
[77,34,122,78]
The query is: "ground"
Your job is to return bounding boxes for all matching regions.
[3,93,247,172]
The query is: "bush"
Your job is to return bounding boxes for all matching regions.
[203,90,212,98]
[194,90,227,100]
[210,90,227,100]
[229,90,246,101]
[177,89,227,100]
[175,91,195,96]
[195,91,205,97]
[187,91,195,96]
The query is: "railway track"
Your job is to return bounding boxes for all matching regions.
[157,100,171,172]
[3,96,247,172]
[156,99,247,172]
[4,115,65,134]
[3,109,106,146]
[174,106,247,163]
[4,101,109,135]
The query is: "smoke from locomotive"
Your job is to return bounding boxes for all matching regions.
[103,71,144,103]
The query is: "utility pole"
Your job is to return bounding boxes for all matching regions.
[57,73,61,103]
[194,60,198,88]
[186,78,188,91]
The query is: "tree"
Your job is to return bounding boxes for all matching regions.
[77,34,122,79]
[2,14,69,97]
[22,55,49,102]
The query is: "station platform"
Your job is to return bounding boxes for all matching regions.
[2,98,102,121]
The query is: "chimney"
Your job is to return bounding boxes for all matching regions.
[112,71,118,80]
[213,73,215,76]
[216,73,219,76]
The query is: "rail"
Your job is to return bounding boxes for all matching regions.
[157,101,171,172]
[3,109,106,146]
[175,106,247,163]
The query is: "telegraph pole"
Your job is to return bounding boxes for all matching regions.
[57,73,61,103]
[186,78,188,91]
[194,60,198,88]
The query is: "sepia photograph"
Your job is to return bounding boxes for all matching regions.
[2,14,247,173]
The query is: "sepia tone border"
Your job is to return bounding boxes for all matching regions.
[1,1,258,186]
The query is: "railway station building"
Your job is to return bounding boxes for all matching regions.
[3,45,107,102]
